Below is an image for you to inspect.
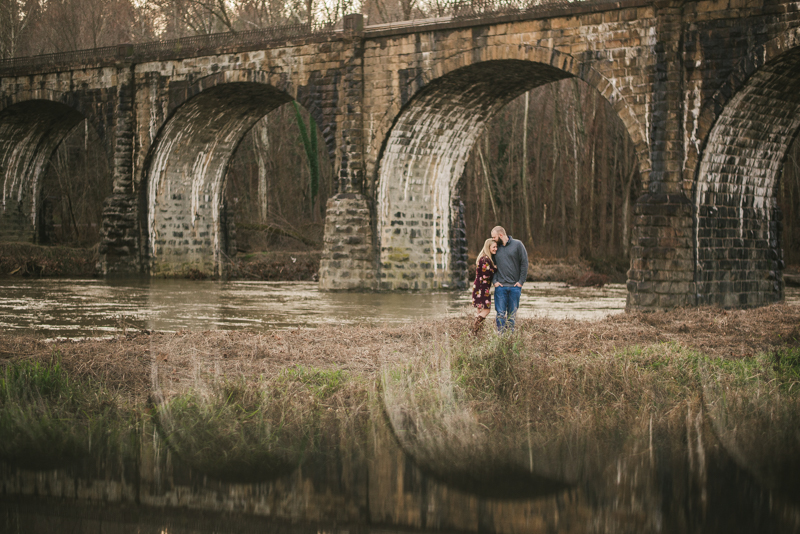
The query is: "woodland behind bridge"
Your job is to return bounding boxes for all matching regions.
[2,0,798,278]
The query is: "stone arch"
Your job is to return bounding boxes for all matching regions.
[374,56,646,290]
[686,26,800,192]
[367,44,649,191]
[0,89,100,121]
[145,78,326,276]
[167,69,337,161]
[0,98,102,243]
[693,40,800,307]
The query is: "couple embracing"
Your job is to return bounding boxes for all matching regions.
[471,226,528,335]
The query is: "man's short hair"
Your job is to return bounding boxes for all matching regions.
[491,226,507,236]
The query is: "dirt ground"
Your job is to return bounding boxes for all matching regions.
[1,303,798,401]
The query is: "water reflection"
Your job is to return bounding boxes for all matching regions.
[701,351,800,500]
[2,346,800,533]
[2,401,799,533]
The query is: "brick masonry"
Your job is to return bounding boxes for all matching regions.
[1,1,800,309]
[318,192,377,290]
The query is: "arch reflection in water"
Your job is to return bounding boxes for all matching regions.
[701,348,800,500]
[150,342,356,484]
[381,338,575,498]
[152,381,303,483]
[379,329,686,500]
[378,330,800,512]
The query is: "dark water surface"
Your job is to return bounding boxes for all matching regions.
[2,403,799,534]
[0,278,634,337]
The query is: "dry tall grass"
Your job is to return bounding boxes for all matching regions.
[0,242,98,277]
[377,304,799,498]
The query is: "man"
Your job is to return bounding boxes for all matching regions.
[491,226,528,333]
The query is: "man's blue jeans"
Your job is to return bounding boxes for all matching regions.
[494,285,521,333]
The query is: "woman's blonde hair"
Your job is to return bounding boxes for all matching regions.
[476,238,497,267]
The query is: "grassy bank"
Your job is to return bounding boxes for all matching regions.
[0,242,319,281]
[1,304,798,486]
[0,357,137,469]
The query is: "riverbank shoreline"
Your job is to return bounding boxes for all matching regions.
[0,243,625,283]
[2,242,798,287]
[2,303,798,399]
[0,243,99,278]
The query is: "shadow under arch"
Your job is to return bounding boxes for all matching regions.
[693,44,800,307]
[379,398,573,500]
[0,100,102,244]
[375,58,645,289]
[144,80,330,277]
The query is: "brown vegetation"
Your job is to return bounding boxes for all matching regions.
[468,256,628,284]
[227,250,321,280]
[2,304,798,402]
[380,306,800,499]
[0,242,98,277]
[568,272,610,288]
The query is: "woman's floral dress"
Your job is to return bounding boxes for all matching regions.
[472,256,497,309]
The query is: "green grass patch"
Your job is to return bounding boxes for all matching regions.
[0,356,135,470]
[280,365,348,399]
[154,375,331,483]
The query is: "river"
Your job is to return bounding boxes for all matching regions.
[0,278,639,338]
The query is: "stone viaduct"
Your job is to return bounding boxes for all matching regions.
[1,0,798,310]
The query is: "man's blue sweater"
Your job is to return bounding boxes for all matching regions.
[493,236,528,286]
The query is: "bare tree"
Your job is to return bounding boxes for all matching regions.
[225,103,334,253]
[252,117,271,223]
[0,0,38,58]
[461,78,643,276]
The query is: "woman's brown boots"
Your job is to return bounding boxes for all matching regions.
[471,315,486,336]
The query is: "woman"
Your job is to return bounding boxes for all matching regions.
[471,238,498,335]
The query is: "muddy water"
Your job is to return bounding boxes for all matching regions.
[0,278,635,338]
[2,278,797,338]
